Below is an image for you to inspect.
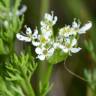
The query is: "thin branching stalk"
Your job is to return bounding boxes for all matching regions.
[20,65,35,96]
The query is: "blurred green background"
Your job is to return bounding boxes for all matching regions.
[21,0,96,96]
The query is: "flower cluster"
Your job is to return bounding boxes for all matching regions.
[54,20,92,54]
[16,12,92,61]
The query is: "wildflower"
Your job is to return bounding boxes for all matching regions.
[16,27,32,42]
[72,20,80,29]
[35,46,54,60]
[59,26,77,37]
[16,33,31,42]
[33,33,54,60]
[40,11,57,38]
[59,20,92,37]
[44,11,57,25]
[64,38,81,54]
[55,37,81,54]
[16,26,39,43]
[16,12,92,61]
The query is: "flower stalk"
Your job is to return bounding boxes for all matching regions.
[20,65,35,96]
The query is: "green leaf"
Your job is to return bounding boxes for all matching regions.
[48,48,68,64]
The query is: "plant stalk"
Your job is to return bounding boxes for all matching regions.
[20,66,35,96]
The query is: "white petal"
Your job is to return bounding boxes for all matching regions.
[26,27,32,35]
[72,20,80,28]
[53,43,59,49]
[16,33,31,42]
[43,31,52,38]
[40,21,46,27]
[45,13,52,21]
[32,41,40,46]
[53,16,58,25]
[35,47,43,54]
[79,21,92,34]
[70,47,81,53]
[62,48,69,53]
[33,29,38,39]
[71,38,77,46]
[59,45,68,53]
[37,54,45,61]
[48,48,54,56]
[72,21,78,28]
[66,38,70,44]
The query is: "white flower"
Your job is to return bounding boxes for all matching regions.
[56,37,80,54]
[65,38,79,53]
[59,20,92,38]
[44,12,57,25]
[32,36,47,47]
[59,44,69,53]
[64,38,77,48]
[26,27,32,35]
[59,44,81,54]
[16,33,31,42]
[35,47,45,60]
[16,12,92,61]
[35,46,55,61]
[72,20,80,28]
[48,48,55,56]
[53,42,68,53]
[35,47,43,55]
[16,27,40,44]
[37,54,45,61]
[79,21,92,34]
[59,26,77,37]
[40,12,57,39]
[16,26,32,42]
[40,24,52,38]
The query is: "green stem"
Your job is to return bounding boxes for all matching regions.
[20,67,35,96]
[25,76,35,96]
[39,61,53,96]
[43,64,53,84]
[39,61,53,84]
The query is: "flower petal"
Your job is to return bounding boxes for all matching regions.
[72,20,80,28]
[48,48,54,56]
[35,47,43,54]
[32,41,40,46]
[70,47,81,53]
[53,16,58,25]
[79,21,92,34]
[16,33,31,42]
[59,44,68,53]
[71,38,77,46]
[37,54,45,61]
[26,27,32,35]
